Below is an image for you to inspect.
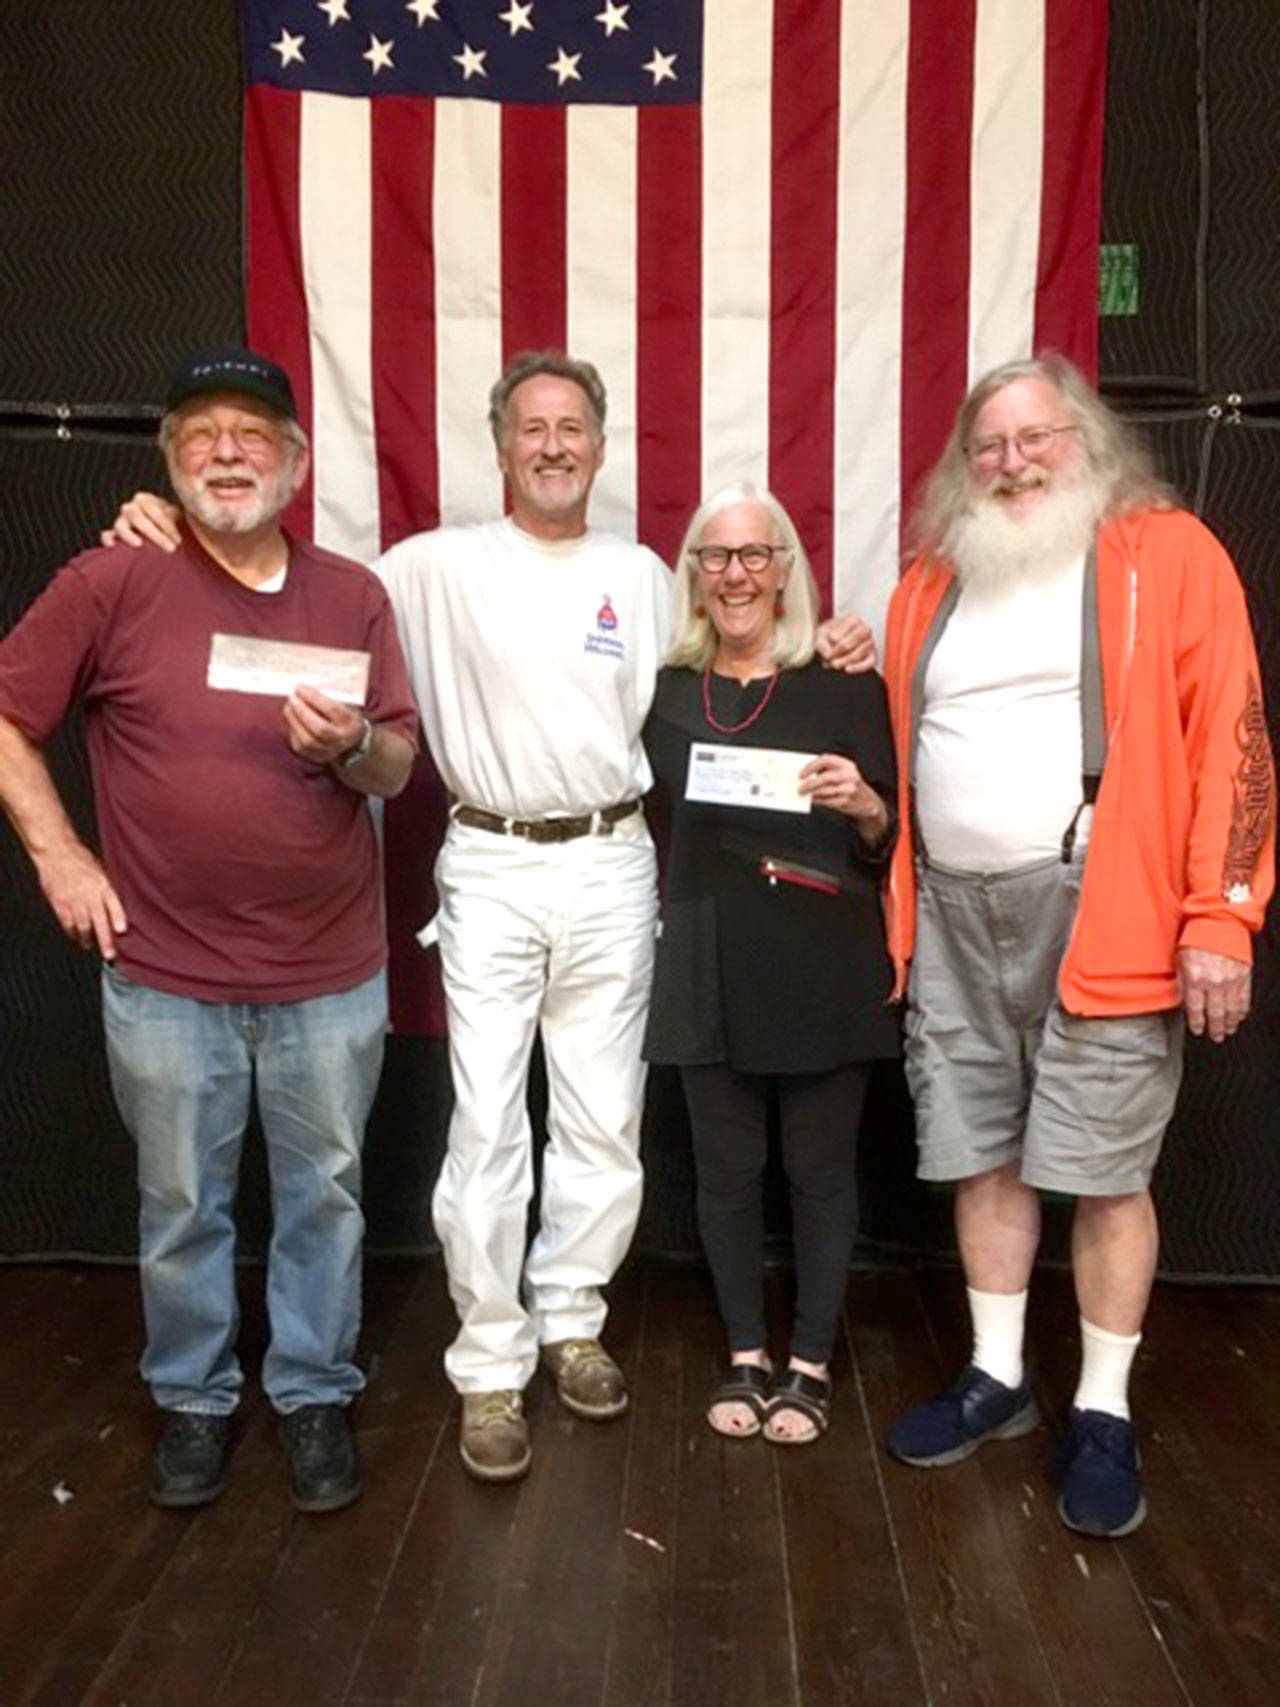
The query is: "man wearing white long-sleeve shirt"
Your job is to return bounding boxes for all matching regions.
[377,352,668,1480]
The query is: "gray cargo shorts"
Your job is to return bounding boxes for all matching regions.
[904,855,1185,1196]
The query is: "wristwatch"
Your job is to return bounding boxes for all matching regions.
[336,716,375,768]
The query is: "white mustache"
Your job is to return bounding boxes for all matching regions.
[991,470,1047,497]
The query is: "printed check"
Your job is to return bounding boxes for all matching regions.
[207,634,371,705]
[685,742,812,815]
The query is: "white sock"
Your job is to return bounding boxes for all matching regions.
[967,1287,1027,1389]
[1073,1318,1140,1419]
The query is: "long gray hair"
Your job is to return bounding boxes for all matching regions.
[908,352,1175,557]
[667,483,820,670]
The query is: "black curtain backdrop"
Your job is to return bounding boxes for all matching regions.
[2,1,1278,1276]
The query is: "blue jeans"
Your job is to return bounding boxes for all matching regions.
[101,965,387,1416]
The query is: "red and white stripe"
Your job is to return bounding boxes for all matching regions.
[246,0,1106,650]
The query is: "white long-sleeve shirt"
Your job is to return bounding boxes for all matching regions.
[376,517,672,819]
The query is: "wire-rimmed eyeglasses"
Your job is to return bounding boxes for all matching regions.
[966,422,1079,469]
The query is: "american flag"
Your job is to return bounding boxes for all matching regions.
[241,0,1106,1031]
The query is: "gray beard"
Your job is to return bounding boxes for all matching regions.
[945,473,1106,596]
[172,465,292,537]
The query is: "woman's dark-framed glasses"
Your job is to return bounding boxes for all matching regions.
[689,543,784,575]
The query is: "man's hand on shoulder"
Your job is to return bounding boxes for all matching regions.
[38,841,129,961]
[100,492,182,552]
[815,612,877,675]
[1177,945,1251,1043]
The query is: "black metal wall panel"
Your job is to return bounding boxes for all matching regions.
[0,1,242,407]
[1101,0,1280,400]
[1099,0,1203,389]
[1204,0,1280,396]
[1122,407,1213,509]
[0,434,168,1256]
[1154,418,1280,1274]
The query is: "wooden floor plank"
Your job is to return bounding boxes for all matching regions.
[64,1260,437,1707]
[0,1274,150,1557]
[343,1415,539,1707]
[2,1258,1279,1707]
[474,1262,649,1707]
[346,1259,647,1707]
[1,1485,191,1706]
[600,1261,684,1707]
[76,1403,296,1707]
[208,1420,436,1707]
[664,1264,798,1707]
[848,1267,1066,1706]
[769,1276,928,1707]
[923,1265,1193,1707]
[1100,1286,1280,1707]
[340,1254,541,1707]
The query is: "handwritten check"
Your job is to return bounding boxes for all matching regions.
[684,742,812,814]
[207,634,371,706]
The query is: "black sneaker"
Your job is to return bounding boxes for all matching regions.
[279,1403,361,1513]
[886,1364,1039,1467]
[1056,1407,1146,1537]
[149,1412,232,1508]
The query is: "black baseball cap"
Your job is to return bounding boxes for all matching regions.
[166,344,298,420]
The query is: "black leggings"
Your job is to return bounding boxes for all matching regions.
[679,1062,871,1365]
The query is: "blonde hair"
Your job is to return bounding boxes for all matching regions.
[666,483,819,670]
[909,352,1176,557]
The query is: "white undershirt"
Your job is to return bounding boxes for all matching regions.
[915,554,1087,872]
[375,518,673,819]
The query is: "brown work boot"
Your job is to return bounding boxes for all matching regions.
[459,1389,532,1482]
[541,1338,629,1420]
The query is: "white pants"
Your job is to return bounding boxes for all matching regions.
[431,816,657,1393]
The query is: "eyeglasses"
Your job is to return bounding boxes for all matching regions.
[966,423,1079,469]
[173,419,283,458]
[688,543,787,575]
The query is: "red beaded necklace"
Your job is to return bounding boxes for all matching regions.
[701,664,780,734]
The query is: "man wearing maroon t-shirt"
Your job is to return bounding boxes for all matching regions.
[0,347,418,1513]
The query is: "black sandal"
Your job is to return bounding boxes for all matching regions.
[706,1363,772,1438]
[762,1368,831,1445]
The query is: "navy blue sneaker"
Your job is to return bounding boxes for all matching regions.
[886,1364,1039,1467]
[1055,1407,1146,1537]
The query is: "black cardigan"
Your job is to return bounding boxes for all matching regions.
[642,660,901,1073]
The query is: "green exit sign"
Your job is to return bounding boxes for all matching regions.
[1100,244,1139,316]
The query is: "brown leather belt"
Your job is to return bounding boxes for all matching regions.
[451,799,641,844]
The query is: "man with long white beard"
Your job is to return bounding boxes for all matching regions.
[0,347,419,1512]
[881,354,1274,1536]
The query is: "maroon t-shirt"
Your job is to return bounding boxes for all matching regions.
[0,529,419,1002]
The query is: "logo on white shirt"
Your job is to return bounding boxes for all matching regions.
[585,592,625,661]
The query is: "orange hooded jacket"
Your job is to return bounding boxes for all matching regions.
[884,508,1275,1015]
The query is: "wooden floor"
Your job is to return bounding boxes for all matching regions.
[1,1256,1278,1707]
